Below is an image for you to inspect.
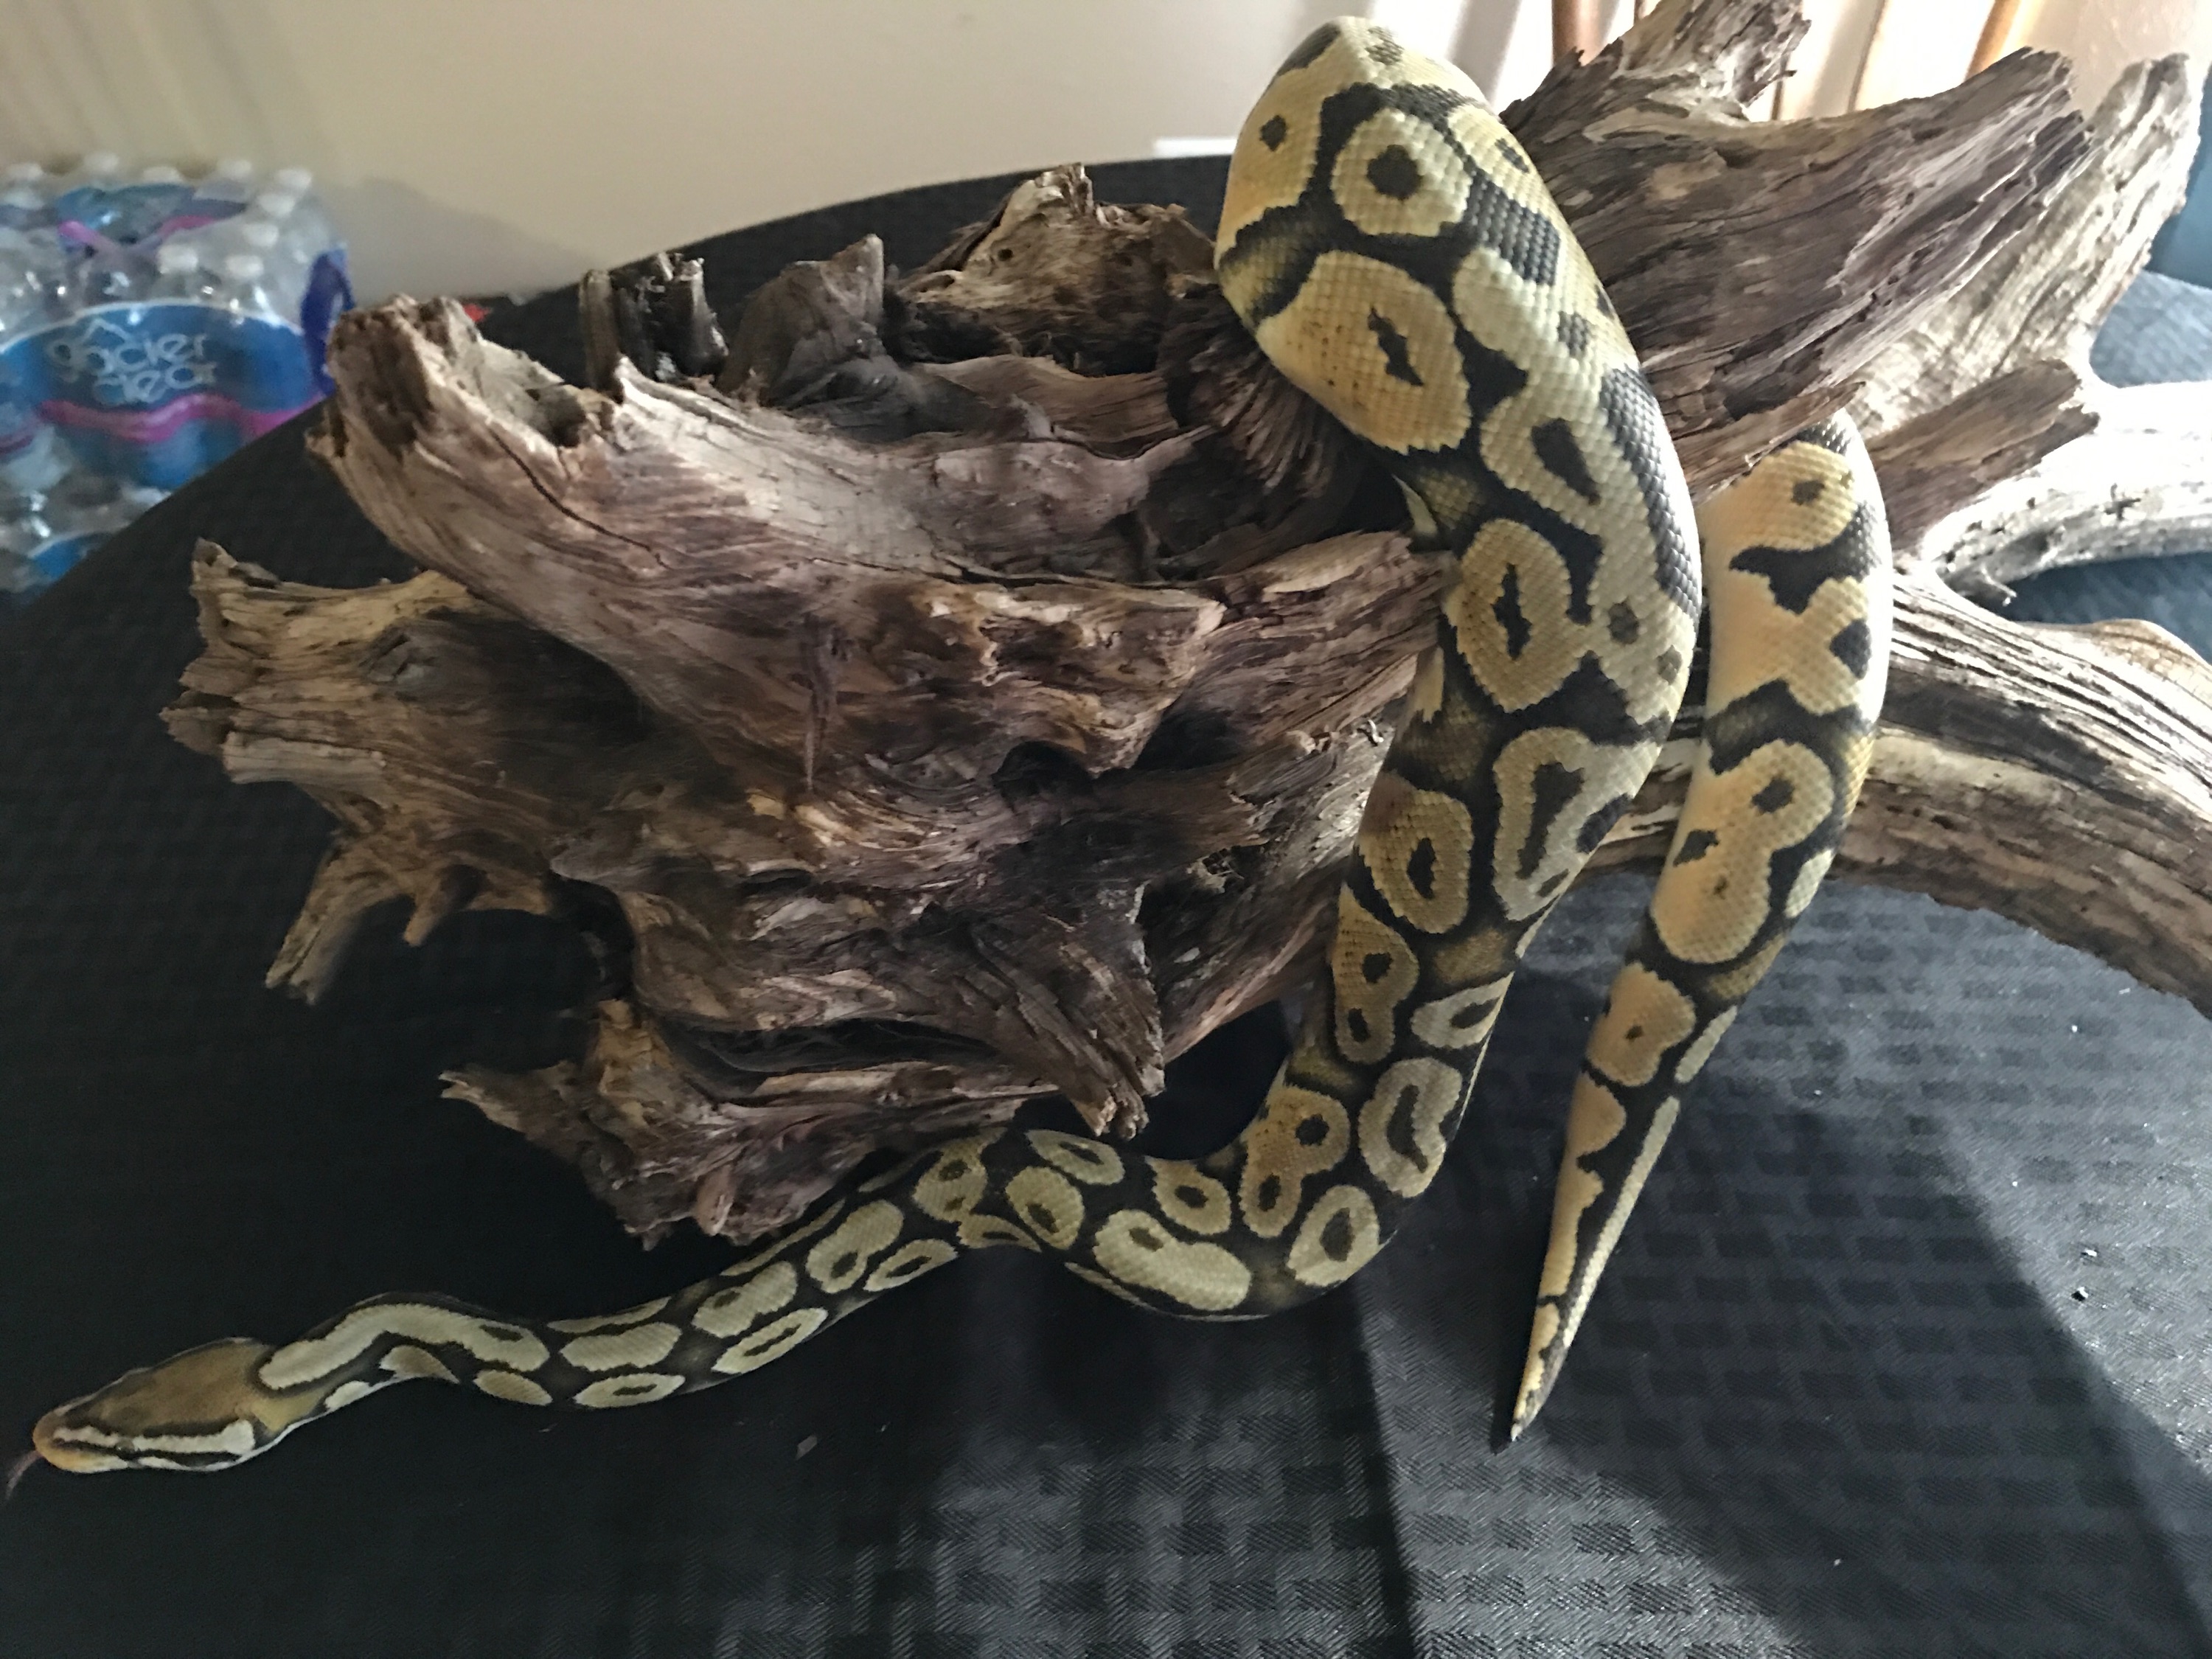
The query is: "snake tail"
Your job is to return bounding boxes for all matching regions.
[1511,416,1893,1434]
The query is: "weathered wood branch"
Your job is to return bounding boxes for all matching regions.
[163,0,2211,1245]
[1505,0,2087,487]
[1849,55,2210,594]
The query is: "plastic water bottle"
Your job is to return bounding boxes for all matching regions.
[260,179,337,259]
[1,150,351,601]
[69,151,123,189]
[0,187,46,237]
[220,251,275,320]
[71,233,141,307]
[151,239,220,302]
[199,159,257,202]
[240,196,309,310]
[105,177,193,244]
[0,228,70,508]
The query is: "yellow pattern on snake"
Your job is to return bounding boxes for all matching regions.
[31,19,1891,1474]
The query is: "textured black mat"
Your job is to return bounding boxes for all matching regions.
[4,160,2211,1659]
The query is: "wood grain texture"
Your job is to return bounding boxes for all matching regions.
[162,0,2207,1245]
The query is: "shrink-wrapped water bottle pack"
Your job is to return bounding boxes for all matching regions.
[0,153,351,602]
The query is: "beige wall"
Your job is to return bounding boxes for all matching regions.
[0,0,2202,305]
[2016,0,2212,105]
[0,0,1346,301]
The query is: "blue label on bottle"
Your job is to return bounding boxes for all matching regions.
[0,300,331,490]
[24,528,105,585]
[301,250,354,398]
[0,389,39,459]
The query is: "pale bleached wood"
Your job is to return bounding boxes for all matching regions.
[1850,55,2209,594]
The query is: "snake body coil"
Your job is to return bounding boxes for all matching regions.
[32,19,1891,1475]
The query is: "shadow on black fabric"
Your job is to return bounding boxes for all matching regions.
[1357,948,2212,1659]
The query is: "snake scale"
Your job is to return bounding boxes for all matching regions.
[31,19,1891,1476]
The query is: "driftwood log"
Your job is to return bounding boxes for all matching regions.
[166,0,2211,1247]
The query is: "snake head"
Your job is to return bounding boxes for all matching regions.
[34,1338,293,1474]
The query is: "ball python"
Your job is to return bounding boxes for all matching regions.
[30,18,1891,1476]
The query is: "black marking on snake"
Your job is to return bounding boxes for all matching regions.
[1259,114,1288,150]
[1407,838,1437,899]
[1464,184,1562,287]
[1728,505,1881,613]
[1387,83,1475,125]
[1295,1113,1332,1146]
[1321,1209,1359,1261]
[1494,565,1533,655]
[829,1251,858,1279]
[1532,417,1601,504]
[1175,1184,1208,1208]
[1127,1225,1165,1251]
[1446,321,1532,416]
[1701,680,1861,772]
[1792,417,1857,458]
[1494,135,1531,172]
[1280,22,1338,70]
[1792,476,1826,505]
[1256,1175,1283,1211]
[1517,761,1585,880]
[1368,31,1405,66]
[1366,145,1423,200]
[1534,655,1666,746]
[1345,1009,1371,1043]
[481,1325,525,1343]
[1750,776,1795,813]
[1215,206,1333,325]
[1829,618,1871,677]
[1673,828,1719,863]
[1363,950,1395,983]
[1385,1081,1431,1169]
[1557,312,1590,357]
[1368,309,1425,385]
[1597,366,1699,613]
[1444,991,1502,1034]
[1575,793,1631,855]
[1607,601,1639,644]
[1326,86,1559,287]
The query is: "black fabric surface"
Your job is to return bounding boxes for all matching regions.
[5,159,2212,1658]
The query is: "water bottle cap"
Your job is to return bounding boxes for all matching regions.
[157,242,201,274]
[273,167,313,195]
[214,158,255,181]
[4,163,46,184]
[251,192,299,219]
[81,151,122,178]
[222,252,264,282]
[241,220,280,250]
[139,164,184,183]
